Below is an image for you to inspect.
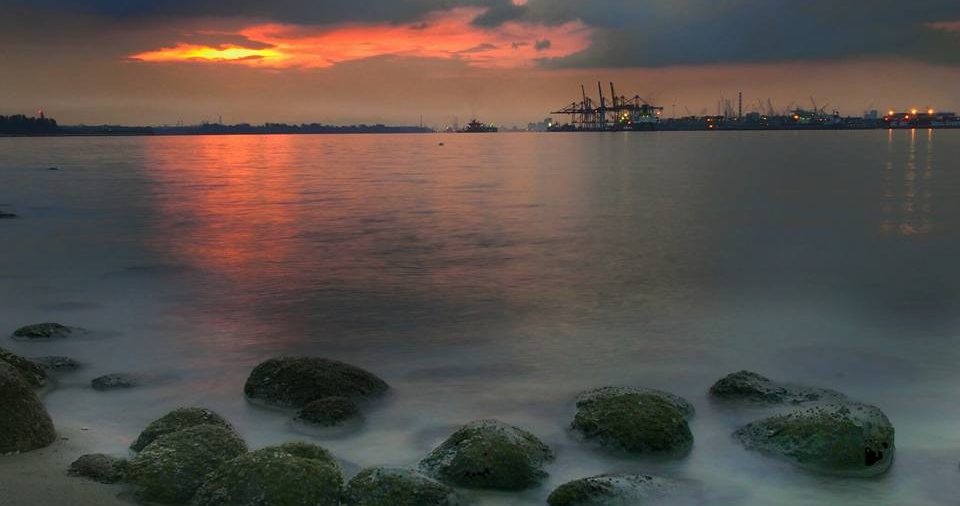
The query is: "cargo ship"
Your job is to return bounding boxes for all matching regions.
[461,119,498,133]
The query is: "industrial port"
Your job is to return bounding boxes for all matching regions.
[544,82,960,132]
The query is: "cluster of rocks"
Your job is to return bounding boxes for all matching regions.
[712,370,895,477]
[2,321,899,505]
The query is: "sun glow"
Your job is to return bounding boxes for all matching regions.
[129,7,591,69]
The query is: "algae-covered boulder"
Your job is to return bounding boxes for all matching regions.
[547,474,682,506]
[0,361,56,453]
[131,407,235,452]
[709,370,844,405]
[0,346,47,388]
[68,453,128,484]
[733,402,895,476]
[343,467,461,506]
[244,357,388,408]
[127,424,248,503]
[572,387,693,455]
[420,419,553,490]
[92,373,138,391]
[191,442,342,506]
[296,397,361,426]
[11,323,79,340]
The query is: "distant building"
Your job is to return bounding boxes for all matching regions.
[527,117,554,132]
[864,110,879,120]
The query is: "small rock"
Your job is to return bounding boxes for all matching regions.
[244,356,389,408]
[191,442,342,506]
[48,167,59,171]
[131,407,235,452]
[733,401,895,476]
[420,419,553,490]
[547,474,682,506]
[0,346,47,388]
[709,370,844,405]
[91,374,137,391]
[11,323,80,340]
[0,212,17,219]
[126,424,247,503]
[31,356,82,372]
[571,387,693,455]
[0,362,56,453]
[344,467,462,506]
[296,396,361,426]
[68,453,128,484]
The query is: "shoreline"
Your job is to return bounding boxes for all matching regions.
[0,424,129,506]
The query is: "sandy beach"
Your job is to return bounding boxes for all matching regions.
[0,425,129,506]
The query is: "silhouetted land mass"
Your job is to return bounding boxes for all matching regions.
[0,115,59,135]
[0,114,434,137]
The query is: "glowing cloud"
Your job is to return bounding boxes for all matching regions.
[130,7,591,69]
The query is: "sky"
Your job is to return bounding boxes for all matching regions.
[4,0,960,126]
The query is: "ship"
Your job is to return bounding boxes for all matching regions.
[461,119,498,133]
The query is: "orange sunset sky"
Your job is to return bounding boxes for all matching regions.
[4,0,960,126]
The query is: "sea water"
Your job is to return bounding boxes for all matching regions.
[1,130,959,505]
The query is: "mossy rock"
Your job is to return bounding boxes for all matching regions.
[733,402,895,476]
[0,346,47,388]
[572,387,693,455]
[127,424,248,503]
[190,442,342,506]
[31,356,82,372]
[11,323,79,339]
[131,407,235,452]
[296,397,361,426]
[709,370,844,405]
[547,473,681,506]
[0,361,56,453]
[244,357,388,408]
[343,467,461,506]
[419,419,553,490]
[92,373,138,391]
[68,453,128,484]
[578,387,695,418]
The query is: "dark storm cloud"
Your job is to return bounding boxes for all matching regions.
[523,0,960,67]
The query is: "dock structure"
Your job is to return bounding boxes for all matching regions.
[550,82,664,131]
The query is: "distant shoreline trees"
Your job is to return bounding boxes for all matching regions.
[0,115,59,135]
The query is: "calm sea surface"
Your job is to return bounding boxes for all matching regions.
[2,131,960,504]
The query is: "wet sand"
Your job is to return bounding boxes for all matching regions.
[0,425,129,506]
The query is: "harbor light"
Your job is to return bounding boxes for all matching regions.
[928,108,935,115]
[911,108,918,115]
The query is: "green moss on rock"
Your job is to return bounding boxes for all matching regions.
[733,401,895,476]
[709,370,844,405]
[296,397,361,426]
[68,453,128,484]
[244,357,388,408]
[126,424,248,504]
[343,467,461,506]
[131,407,235,452]
[547,474,679,506]
[572,387,693,455]
[0,361,56,453]
[419,419,553,490]
[190,442,342,506]
[0,346,47,388]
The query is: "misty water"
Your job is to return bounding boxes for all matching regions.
[1,131,959,505]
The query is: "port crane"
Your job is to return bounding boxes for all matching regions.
[550,82,664,131]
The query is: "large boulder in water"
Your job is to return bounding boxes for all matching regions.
[733,402,895,476]
[547,474,688,506]
[191,442,342,506]
[0,346,47,388]
[709,370,844,405]
[131,407,235,452]
[0,361,56,453]
[571,387,693,455]
[244,357,388,408]
[11,322,80,340]
[126,424,248,503]
[420,419,553,490]
[343,467,462,506]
